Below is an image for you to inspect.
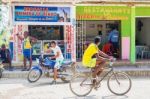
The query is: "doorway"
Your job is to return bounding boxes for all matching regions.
[28,25,65,60]
[136,18,150,60]
[76,20,121,60]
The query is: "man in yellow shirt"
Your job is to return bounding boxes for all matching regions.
[17,31,37,71]
[82,36,112,84]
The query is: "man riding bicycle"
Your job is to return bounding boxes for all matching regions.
[82,36,113,85]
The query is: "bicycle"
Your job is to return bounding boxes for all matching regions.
[69,59,132,97]
[0,59,4,78]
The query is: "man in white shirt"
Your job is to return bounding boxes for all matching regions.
[48,41,64,84]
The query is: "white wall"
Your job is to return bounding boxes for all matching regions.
[85,20,116,41]
[136,18,150,46]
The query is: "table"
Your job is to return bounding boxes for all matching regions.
[136,45,149,59]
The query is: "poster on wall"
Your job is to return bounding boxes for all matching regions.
[14,6,71,23]
[65,25,76,61]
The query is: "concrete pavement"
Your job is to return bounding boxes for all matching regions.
[2,65,150,78]
[0,77,150,99]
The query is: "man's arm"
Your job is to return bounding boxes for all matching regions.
[29,36,38,43]
[51,52,60,59]
[16,34,24,40]
[108,32,112,42]
[98,50,111,59]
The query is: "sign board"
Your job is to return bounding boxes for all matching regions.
[14,6,71,23]
[76,6,131,20]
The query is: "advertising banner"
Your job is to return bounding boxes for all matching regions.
[14,6,71,22]
[65,25,76,61]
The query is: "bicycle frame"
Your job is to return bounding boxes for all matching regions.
[79,65,114,87]
[96,66,113,84]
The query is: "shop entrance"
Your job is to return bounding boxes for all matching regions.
[28,25,65,60]
[76,20,121,60]
[136,18,150,60]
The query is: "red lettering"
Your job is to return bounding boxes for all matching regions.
[36,12,40,16]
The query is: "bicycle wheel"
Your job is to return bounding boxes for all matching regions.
[107,72,132,95]
[69,73,93,97]
[60,67,73,83]
[0,68,2,78]
[27,69,42,83]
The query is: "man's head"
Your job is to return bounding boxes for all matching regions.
[1,44,6,50]
[110,25,117,31]
[94,36,101,45]
[24,31,29,38]
[50,41,57,48]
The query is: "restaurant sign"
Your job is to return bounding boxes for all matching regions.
[76,6,131,20]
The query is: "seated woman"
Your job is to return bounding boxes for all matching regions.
[102,41,114,56]
[0,44,13,71]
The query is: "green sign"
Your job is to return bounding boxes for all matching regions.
[76,6,131,20]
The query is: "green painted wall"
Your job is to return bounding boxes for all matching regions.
[130,7,136,63]
[121,20,131,37]
[136,6,150,16]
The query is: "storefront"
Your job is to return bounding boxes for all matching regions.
[76,5,132,61]
[2,1,150,64]
[75,5,150,63]
[10,4,76,63]
[135,6,150,60]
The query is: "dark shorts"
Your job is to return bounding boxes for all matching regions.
[23,49,32,60]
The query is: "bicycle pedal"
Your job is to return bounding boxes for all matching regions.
[94,83,101,90]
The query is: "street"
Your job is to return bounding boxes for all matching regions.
[0,77,150,99]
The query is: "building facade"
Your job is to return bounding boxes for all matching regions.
[1,0,150,63]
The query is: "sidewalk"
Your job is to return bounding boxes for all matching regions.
[2,65,150,78]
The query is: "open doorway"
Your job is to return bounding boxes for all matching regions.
[76,20,121,60]
[136,18,150,60]
[28,25,65,60]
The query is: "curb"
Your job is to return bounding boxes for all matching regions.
[1,69,150,78]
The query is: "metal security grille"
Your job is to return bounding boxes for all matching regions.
[76,20,86,60]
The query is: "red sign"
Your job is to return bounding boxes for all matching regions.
[17,25,23,55]
[65,25,72,53]
[65,25,76,61]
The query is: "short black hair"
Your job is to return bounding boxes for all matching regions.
[94,36,101,44]
[51,41,56,45]
[111,24,118,30]
[1,44,6,48]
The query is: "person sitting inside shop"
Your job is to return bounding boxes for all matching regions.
[0,44,13,71]
[102,41,114,56]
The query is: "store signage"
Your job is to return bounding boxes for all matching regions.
[77,6,131,20]
[65,25,71,53]
[17,25,23,55]
[65,25,76,61]
[14,6,71,22]
[12,25,17,61]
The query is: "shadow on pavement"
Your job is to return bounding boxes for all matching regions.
[23,81,69,88]
[63,95,97,99]
[102,95,128,99]
[63,95,128,99]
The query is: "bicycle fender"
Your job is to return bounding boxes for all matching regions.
[31,66,42,74]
